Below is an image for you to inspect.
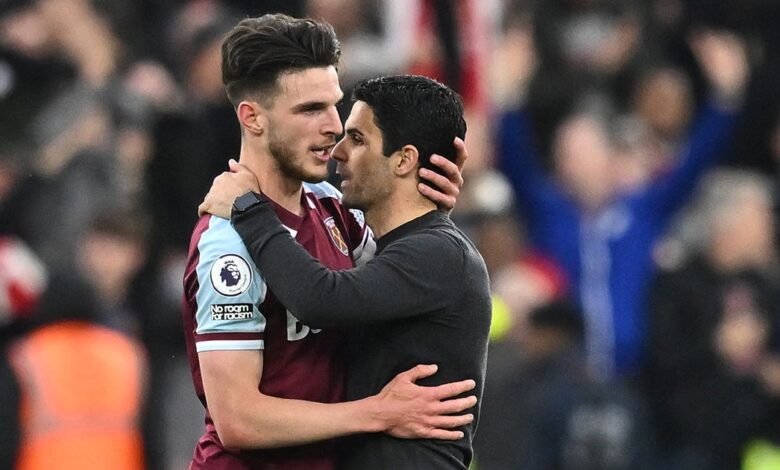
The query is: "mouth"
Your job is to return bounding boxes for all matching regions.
[310,144,335,162]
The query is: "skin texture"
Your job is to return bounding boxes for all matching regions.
[334,101,395,212]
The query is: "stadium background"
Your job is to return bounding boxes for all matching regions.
[1,0,780,468]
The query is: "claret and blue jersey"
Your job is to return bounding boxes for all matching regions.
[182,181,373,469]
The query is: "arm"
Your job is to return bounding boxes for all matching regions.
[200,350,476,448]
[497,108,567,216]
[643,29,748,216]
[642,102,738,216]
[232,200,462,328]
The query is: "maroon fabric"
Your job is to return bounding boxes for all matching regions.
[182,189,365,469]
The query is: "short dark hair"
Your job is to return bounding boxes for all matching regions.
[352,75,466,178]
[221,14,341,106]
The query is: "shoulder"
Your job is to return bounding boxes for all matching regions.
[303,180,343,201]
[194,216,245,251]
[394,217,483,271]
[186,215,261,296]
[303,181,366,223]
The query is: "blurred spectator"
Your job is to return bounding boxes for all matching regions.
[77,210,149,336]
[497,28,749,378]
[145,1,239,266]
[0,245,149,469]
[631,65,693,160]
[647,169,780,470]
[0,0,139,269]
[303,0,415,90]
[475,301,652,470]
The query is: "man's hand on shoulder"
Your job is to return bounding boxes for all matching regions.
[199,159,260,219]
[367,364,477,440]
[418,137,468,214]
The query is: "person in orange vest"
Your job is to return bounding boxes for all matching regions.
[0,241,149,470]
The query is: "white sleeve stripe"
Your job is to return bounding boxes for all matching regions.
[196,339,264,352]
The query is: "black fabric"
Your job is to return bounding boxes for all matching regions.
[0,354,20,469]
[232,205,491,469]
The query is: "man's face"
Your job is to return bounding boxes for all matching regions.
[263,66,344,183]
[331,101,394,210]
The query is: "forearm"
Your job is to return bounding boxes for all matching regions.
[202,349,386,449]
[221,393,383,449]
[232,202,441,327]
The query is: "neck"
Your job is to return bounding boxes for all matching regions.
[238,139,305,216]
[365,185,436,238]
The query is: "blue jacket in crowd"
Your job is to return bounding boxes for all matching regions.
[497,103,738,377]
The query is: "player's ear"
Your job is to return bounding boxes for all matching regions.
[237,100,266,136]
[394,144,419,177]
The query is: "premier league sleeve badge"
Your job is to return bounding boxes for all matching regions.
[210,254,253,296]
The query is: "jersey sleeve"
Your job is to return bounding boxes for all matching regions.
[232,203,468,328]
[190,217,268,353]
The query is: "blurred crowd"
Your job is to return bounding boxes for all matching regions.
[1,0,780,469]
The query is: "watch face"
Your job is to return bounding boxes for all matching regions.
[234,192,260,212]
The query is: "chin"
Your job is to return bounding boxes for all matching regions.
[296,165,330,184]
[342,195,366,211]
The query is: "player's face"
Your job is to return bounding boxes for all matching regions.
[263,66,344,183]
[331,101,394,211]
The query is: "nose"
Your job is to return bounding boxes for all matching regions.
[322,106,343,137]
[331,137,347,162]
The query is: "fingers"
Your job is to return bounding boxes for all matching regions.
[453,137,468,173]
[428,154,464,188]
[424,429,466,441]
[417,184,456,211]
[399,364,438,383]
[229,158,253,175]
[419,168,459,195]
[435,395,478,415]
[429,412,474,430]
[431,379,476,400]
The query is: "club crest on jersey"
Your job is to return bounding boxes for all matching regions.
[210,254,252,296]
[323,217,349,256]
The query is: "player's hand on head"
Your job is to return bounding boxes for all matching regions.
[372,363,477,441]
[418,137,467,214]
[198,159,260,219]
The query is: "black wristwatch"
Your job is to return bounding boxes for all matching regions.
[232,191,265,214]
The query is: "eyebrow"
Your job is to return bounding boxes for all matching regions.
[292,92,346,113]
[345,127,365,138]
[292,101,329,113]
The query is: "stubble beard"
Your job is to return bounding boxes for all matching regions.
[342,166,391,213]
[268,130,327,184]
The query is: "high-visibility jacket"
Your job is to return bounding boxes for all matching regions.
[8,320,147,470]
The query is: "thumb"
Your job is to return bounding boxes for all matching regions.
[404,364,438,383]
[229,159,241,172]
